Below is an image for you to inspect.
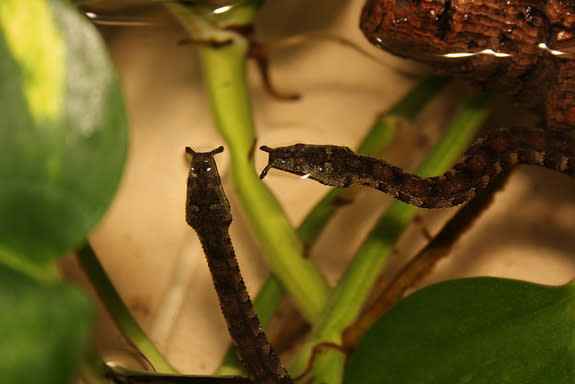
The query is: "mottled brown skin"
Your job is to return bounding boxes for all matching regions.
[186,147,293,384]
[260,128,575,208]
[360,0,575,130]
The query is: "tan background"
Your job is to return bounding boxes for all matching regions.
[66,0,575,375]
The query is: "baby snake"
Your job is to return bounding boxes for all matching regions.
[185,147,293,384]
[260,128,575,208]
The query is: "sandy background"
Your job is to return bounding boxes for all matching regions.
[66,0,575,375]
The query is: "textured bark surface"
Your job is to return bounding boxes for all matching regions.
[360,0,575,130]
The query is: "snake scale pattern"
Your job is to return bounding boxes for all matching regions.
[185,147,293,384]
[260,128,575,208]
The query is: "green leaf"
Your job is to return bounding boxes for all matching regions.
[0,0,128,278]
[0,264,93,384]
[345,277,575,384]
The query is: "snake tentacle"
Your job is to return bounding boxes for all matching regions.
[260,128,575,208]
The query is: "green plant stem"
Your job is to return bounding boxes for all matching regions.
[292,92,494,384]
[77,243,178,374]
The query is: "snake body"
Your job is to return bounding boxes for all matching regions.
[186,147,292,384]
[260,128,575,208]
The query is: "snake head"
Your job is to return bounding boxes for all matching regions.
[259,144,356,188]
[259,144,330,180]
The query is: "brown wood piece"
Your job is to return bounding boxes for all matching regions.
[360,0,575,130]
